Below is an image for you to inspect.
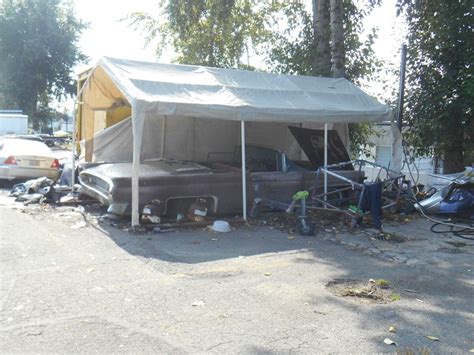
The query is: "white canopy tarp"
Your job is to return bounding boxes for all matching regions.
[97,57,392,123]
[78,57,397,226]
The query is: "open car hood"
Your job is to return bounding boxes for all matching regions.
[288,126,351,168]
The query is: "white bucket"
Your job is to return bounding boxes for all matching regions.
[212,220,231,233]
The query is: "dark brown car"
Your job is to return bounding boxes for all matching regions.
[78,145,363,219]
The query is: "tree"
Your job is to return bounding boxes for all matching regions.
[329,0,345,78]
[126,0,268,68]
[128,0,382,157]
[266,1,381,157]
[398,0,473,173]
[0,0,86,130]
[313,0,331,76]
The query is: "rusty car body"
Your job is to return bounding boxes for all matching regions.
[78,145,364,218]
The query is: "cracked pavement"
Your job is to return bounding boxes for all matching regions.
[1,190,473,353]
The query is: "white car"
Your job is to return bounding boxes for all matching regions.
[0,138,61,180]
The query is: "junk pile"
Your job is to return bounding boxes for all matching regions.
[414,167,474,239]
[415,167,474,217]
[251,160,408,236]
[9,177,76,206]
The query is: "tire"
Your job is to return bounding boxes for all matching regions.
[299,219,315,236]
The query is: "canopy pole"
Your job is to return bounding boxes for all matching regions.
[241,120,247,221]
[324,123,328,206]
[71,103,77,193]
[70,71,93,195]
[131,106,145,227]
[161,116,166,158]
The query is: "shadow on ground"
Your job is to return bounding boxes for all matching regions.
[98,213,473,352]
[99,221,315,264]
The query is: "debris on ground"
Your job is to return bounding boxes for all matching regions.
[7,177,93,209]
[383,338,397,346]
[70,221,87,229]
[326,279,399,304]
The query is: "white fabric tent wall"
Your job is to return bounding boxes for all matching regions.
[80,114,350,163]
[77,57,396,226]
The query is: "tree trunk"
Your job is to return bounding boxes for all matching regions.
[444,144,465,174]
[329,0,345,78]
[312,0,331,76]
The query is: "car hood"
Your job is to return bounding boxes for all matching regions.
[80,159,211,179]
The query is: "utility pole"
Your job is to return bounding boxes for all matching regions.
[397,44,407,131]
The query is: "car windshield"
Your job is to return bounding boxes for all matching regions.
[3,139,52,156]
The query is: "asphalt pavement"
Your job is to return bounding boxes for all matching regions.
[1,191,473,353]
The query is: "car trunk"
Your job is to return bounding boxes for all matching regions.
[12,155,55,169]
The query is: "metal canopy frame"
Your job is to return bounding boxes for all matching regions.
[312,159,405,222]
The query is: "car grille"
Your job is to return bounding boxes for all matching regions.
[83,175,111,192]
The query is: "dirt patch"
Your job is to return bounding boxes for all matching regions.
[378,232,408,243]
[326,279,400,304]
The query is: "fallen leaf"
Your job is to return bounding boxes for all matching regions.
[426,336,439,341]
[264,273,271,276]
[388,326,396,333]
[383,338,397,346]
[192,301,205,307]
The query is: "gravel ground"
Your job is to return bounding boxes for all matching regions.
[1,188,473,353]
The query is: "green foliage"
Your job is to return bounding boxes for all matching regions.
[127,1,384,158]
[375,278,390,287]
[349,122,379,158]
[264,1,382,157]
[390,293,401,302]
[126,0,269,68]
[398,0,473,172]
[0,0,86,127]
[265,1,381,85]
[263,2,316,76]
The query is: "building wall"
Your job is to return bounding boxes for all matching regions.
[0,114,28,135]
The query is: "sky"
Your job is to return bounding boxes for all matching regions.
[71,0,406,104]
[74,0,157,72]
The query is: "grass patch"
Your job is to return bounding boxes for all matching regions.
[391,293,401,302]
[375,279,391,287]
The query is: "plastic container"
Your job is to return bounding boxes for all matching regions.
[212,220,231,232]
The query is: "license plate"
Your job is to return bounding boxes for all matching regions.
[28,160,40,166]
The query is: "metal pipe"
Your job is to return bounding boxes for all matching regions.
[71,104,76,192]
[319,168,361,188]
[241,120,247,221]
[324,123,328,205]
